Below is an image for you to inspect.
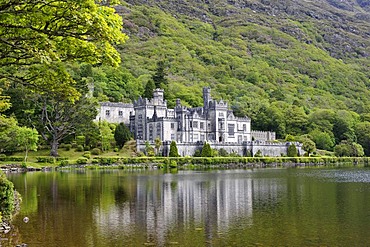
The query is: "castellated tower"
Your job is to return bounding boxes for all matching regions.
[203,87,212,110]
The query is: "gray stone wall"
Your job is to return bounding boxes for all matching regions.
[137,141,302,157]
[96,102,134,124]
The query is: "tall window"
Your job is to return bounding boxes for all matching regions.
[228,124,235,136]
[105,110,110,116]
[118,111,123,117]
[200,122,204,130]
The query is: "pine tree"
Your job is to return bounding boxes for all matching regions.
[152,60,168,89]
[169,141,179,157]
[201,142,212,157]
[287,144,298,157]
[114,123,132,148]
[144,80,155,99]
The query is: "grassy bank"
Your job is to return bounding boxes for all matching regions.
[2,153,369,170]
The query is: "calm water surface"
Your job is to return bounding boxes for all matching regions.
[2,167,370,246]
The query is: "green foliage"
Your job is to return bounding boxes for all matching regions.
[201,142,213,157]
[218,148,229,157]
[76,157,89,164]
[154,137,162,156]
[302,139,316,156]
[309,129,335,151]
[76,145,84,152]
[285,135,295,141]
[355,121,370,156]
[287,144,298,157]
[99,121,115,151]
[254,150,263,157]
[0,171,15,221]
[114,123,132,148]
[144,80,156,99]
[0,0,128,101]
[64,144,72,151]
[76,136,86,146]
[334,141,364,157]
[83,151,91,159]
[145,141,155,157]
[36,156,55,163]
[91,148,102,155]
[169,141,179,157]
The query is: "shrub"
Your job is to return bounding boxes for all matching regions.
[83,151,91,159]
[76,145,84,152]
[84,146,91,151]
[59,160,69,167]
[91,148,101,155]
[113,147,119,152]
[91,159,99,164]
[0,154,6,161]
[169,160,178,168]
[64,144,72,151]
[76,157,88,165]
[36,156,55,163]
[0,171,15,221]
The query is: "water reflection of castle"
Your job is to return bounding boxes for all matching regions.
[95,171,282,244]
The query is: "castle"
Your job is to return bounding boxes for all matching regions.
[96,87,301,156]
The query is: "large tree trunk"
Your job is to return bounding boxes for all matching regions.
[50,139,59,157]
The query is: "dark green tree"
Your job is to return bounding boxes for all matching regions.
[201,142,213,157]
[114,123,132,148]
[355,121,370,156]
[334,141,364,157]
[302,139,316,156]
[152,60,168,89]
[309,129,335,151]
[287,144,298,157]
[144,80,156,99]
[169,141,179,157]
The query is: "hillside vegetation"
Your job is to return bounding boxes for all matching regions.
[3,0,370,157]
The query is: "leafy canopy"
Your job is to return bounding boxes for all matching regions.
[0,0,128,100]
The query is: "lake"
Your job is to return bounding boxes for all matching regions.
[2,167,370,246]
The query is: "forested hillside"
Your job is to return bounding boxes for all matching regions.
[108,0,369,154]
[2,0,370,157]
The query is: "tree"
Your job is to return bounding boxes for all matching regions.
[333,110,359,144]
[154,137,162,156]
[287,144,298,157]
[309,129,335,151]
[302,139,316,156]
[0,0,128,100]
[145,141,155,157]
[152,60,168,89]
[201,142,213,157]
[169,141,179,157]
[334,141,364,157]
[5,82,98,156]
[16,127,39,162]
[114,123,132,148]
[355,121,370,156]
[0,115,18,153]
[100,121,115,152]
[144,80,155,99]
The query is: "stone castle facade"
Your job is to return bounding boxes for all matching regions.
[96,87,301,156]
